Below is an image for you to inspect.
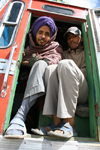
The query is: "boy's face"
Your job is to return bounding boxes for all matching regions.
[36,25,51,46]
[66,33,82,50]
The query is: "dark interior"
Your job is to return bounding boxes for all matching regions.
[11,16,82,134]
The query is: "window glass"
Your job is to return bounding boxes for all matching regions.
[0,1,24,48]
[0,26,15,46]
[42,5,74,16]
[7,3,22,22]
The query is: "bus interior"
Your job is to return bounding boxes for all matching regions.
[10,14,91,138]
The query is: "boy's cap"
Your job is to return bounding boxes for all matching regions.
[64,27,81,38]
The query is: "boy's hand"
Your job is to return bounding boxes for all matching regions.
[23,52,25,56]
[22,61,29,66]
[28,53,39,67]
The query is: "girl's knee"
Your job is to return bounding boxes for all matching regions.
[34,60,48,67]
[46,65,57,73]
[58,59,74,68]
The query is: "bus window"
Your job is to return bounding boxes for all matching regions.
[0,1,25,48]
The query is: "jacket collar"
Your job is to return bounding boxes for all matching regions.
[67,46,84,53]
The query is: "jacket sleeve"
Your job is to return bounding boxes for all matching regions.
[22,46,31,62]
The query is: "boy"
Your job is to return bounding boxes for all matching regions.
[4,16,63,138]
[32,27,89,138]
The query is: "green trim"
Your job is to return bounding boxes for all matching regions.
[3,13,32,132]
[87,16,100,103]
[17,13,32,63]
[86,14,100,140]
[82,23,97,138]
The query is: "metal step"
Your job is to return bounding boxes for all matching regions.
[0,135,100,150]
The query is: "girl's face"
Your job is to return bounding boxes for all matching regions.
[67,33,82,49]
[36,25,51,46]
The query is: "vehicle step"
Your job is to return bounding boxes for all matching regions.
[0,135,100,150]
